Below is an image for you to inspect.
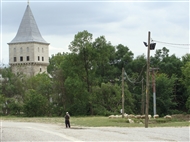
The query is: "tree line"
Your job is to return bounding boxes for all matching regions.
[0,30,190,117]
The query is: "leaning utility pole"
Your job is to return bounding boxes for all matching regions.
[122,67,125,118]
[145,31,151,128]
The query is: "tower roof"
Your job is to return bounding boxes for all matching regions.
[8,5,49,44]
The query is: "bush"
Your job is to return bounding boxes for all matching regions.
[92,104,112,116]
[185,96,190,114]
[23,90,48,117]
[9,102,23,115]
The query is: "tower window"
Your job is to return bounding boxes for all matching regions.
[42,48,44,53]
[20,47,23,54]
[38,56,40,61]
[40,68,42,72]
[27,56,30,61]
[27,47,29,52]
[14,57,17,62]
[42,57,44,61]
[38,47,39,52]
[20,56,23,61]
[14,48,16,53]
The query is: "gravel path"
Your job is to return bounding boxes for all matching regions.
[0,121,189,141]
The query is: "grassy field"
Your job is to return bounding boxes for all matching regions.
[1,115,189,127]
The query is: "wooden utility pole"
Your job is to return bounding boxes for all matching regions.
[145,31,150,128]
[122,67,125,118]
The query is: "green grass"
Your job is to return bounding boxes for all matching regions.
[0,116,189,127]
[71,116,143,127]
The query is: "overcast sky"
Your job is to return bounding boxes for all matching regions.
[0,0,189,66]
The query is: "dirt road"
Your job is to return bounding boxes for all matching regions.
[1,121,189,141]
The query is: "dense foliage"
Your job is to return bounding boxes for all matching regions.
[0,30,189,116]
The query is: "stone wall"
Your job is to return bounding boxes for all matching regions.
[9,42,49,76]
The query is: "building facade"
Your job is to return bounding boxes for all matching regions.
[8,3,49,76]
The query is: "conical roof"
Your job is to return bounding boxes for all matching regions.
[9,5,48,44]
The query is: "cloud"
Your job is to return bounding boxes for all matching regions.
[1,1,189,65]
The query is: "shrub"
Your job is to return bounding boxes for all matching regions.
[185,96,190,114]
[23,90,48,117]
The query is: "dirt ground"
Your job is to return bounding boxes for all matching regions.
[1,121,189,141]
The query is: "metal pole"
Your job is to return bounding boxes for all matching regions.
[122,67,125,118]
[152,69,156,116]
[145,31,150,128]
[150,68,158,115]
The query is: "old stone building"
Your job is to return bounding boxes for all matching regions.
[8,3,49,76]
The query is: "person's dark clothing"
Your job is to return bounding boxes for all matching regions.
[65,114,70,128]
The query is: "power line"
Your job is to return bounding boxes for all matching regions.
[123,64,146,84]
[152,39,190,46]
[161,45,189,49]
[124,71,136,84]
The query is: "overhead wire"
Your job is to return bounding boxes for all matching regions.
[152,39,189,46]
[151,39,189,49]
[124,71,136,84]
[122,39,189,84]
[123,64,146,84]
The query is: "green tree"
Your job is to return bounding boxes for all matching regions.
[152,73,177,116]
[25,73,53,115]
[69,30,94,93]
[151,47,185,114]
[64,76,89,115]
[92,36,116,83]
[23,89,48,117]
[68,30,98,115]
[181,62,190,113]
[182,53,190,65]
[47,52,69,116]
[126,55,146,114]
[91,82,134,115]
[47,52,66,74]
[151,47,182,77]
[115,44,134,74]
[92,82,121,114]
[1,68,25,115]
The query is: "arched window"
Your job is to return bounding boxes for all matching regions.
[14,48,16,53]
[38,47,40,52]
[27,47,29,52]
[42,48,44,53]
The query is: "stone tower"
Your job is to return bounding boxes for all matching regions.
[8,3,49,76]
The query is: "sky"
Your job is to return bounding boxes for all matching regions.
[0,0,189,66]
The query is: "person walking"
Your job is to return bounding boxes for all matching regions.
[64,112,70,128]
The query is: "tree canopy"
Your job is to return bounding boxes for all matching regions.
[0,30,189,116]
